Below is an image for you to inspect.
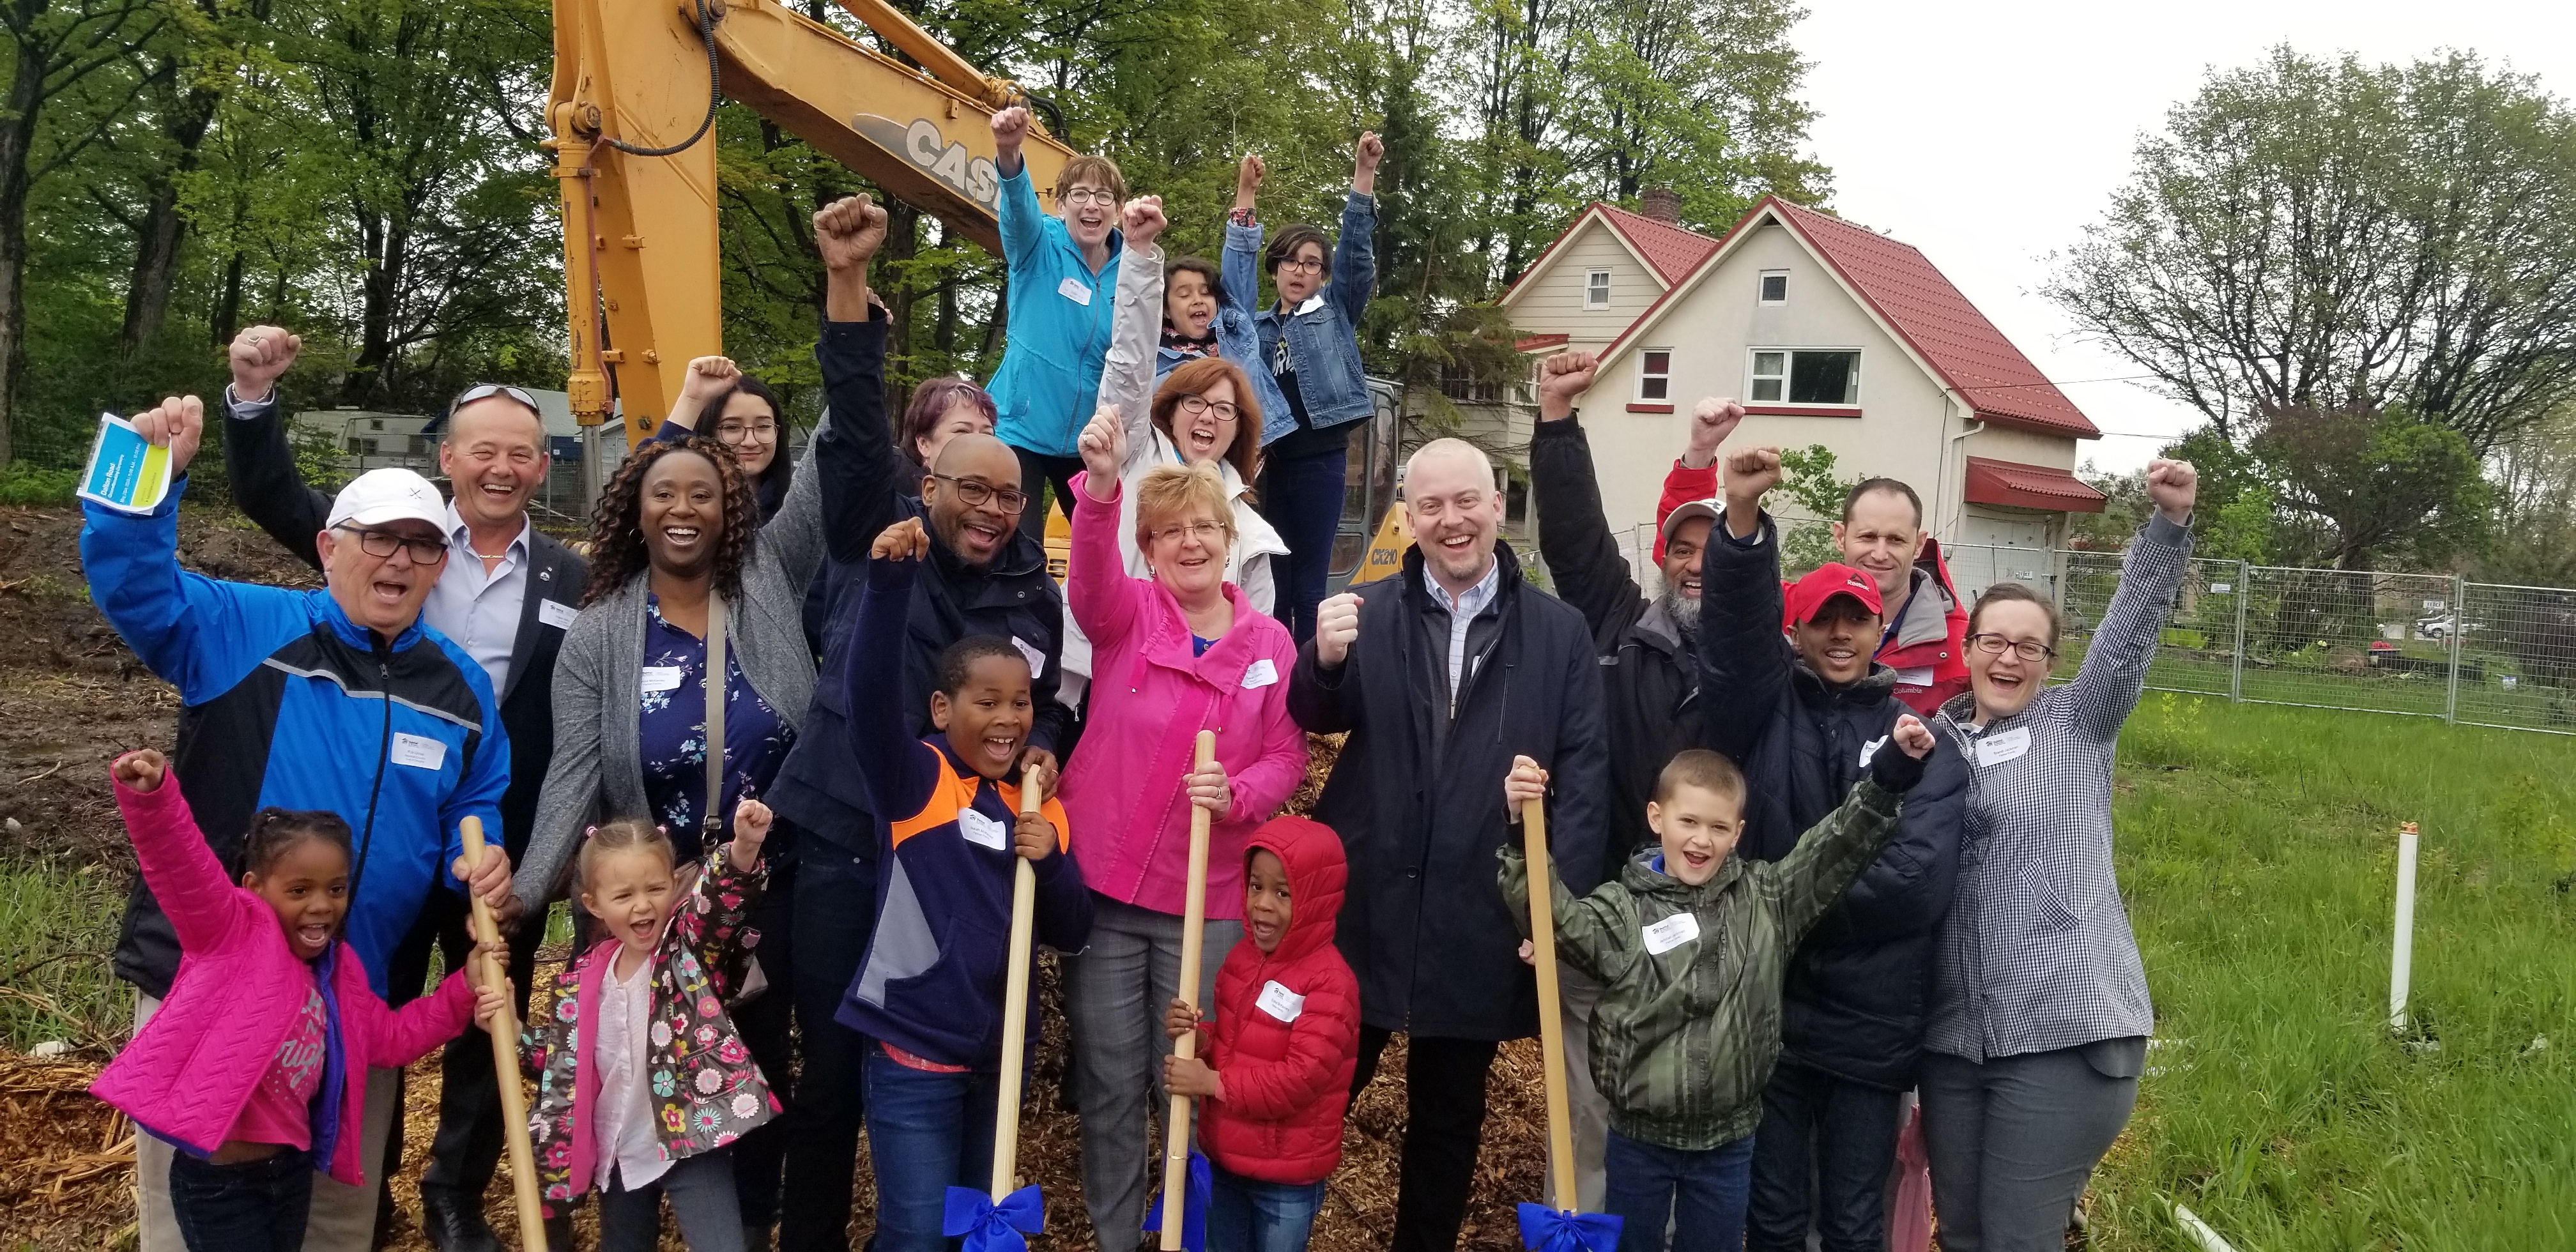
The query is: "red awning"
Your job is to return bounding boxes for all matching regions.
[1963,456,2107,513]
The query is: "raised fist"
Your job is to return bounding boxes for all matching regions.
[1892,714,1933,759]
[1722,446,1784,509]
[1237,153,1266,197]
[2146,458,2198,523]
[680,356,740,404]
[1121,195,1168,248]
[130,395,206,475]
[1314,592,1363,669]
[1354,132,1384,173]
[112,748,169,793]
[229,325,302,404]
[871,516,931,562]
[1077,406,1128,497]
[990,105,1031,153]
[1535,351,1598,423]
[1685,397,1746,467]
[813,194,889,272]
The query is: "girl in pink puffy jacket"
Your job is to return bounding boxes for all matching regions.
[90,749,507,1252]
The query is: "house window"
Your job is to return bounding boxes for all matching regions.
[1584,269,1611,309]
[369,418,385,432]
[1748,349,1860,405]
[1638,348,1672,401]
[1758,270,1788,305]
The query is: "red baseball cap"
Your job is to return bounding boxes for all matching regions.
[1783,561,1883,626]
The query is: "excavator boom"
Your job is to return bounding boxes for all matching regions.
[548,0,1075,444]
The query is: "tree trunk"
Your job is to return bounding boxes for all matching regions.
[118,75,220,372]
[0,42,47,466]
[341,208,411,408]
[211,246,246,347]
[882,199,919,372]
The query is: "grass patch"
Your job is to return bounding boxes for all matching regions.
[2092,694,2576,1249]
[0,858,128,1053]
[0,461,79,507]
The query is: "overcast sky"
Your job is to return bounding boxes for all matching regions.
[1791,0,2576,473]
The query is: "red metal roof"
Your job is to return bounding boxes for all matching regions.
[1594,203,1721,286]
[1762,199,2099,439]
[1517,333,1570,351]
[1963,456,2107,513]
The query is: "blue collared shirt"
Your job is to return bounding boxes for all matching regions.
[1423,557,1503,714]
[427,501,530,694]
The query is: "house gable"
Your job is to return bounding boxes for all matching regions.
[1501,211,1673,344]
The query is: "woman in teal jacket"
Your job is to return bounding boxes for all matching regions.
[985,103,1126,540]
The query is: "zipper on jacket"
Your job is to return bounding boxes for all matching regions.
[348,653,395,903]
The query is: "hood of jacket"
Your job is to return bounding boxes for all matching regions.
[1788,656,1899,705]
[1890,537,1964,652]
[1247,815,1347,964]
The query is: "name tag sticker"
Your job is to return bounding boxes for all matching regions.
[539,599,579,630]
[1011,636,1046,679]
[1241,658,1278,689]
[1977,725,2032,768]
[1056,276,1093,307]
[1857,735,1888,769]
[1257,980,1305,1022]
[641,666,684,692]
[1892,666,1934,689]
[1642,912,1701,956]
[389,732,447,772]
[956,808,1009,851]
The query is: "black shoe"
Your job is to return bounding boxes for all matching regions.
[420,1189,503,1252]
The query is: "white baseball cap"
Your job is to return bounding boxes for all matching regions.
[326,468,448,531]
[1657,498,1721,559]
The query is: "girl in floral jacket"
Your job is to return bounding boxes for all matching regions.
[521,804,779,1251]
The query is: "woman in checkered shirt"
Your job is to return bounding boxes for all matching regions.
[1917,459,2198,1252]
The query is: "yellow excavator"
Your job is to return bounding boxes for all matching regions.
[546,0,1403,583]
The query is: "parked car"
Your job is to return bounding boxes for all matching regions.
[2416,614,2486,641]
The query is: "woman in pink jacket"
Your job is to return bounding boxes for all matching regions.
[91,749,505,1252]
[1059,406,1310,1251]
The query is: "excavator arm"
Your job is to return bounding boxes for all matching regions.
[548,0,1077,444]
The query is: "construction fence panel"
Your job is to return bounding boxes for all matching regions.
[2231,565,2455,718]
[2452,581,2576,735]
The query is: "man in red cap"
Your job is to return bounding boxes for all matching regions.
[1698,446,1969,1252]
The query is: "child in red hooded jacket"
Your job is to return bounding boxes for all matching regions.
[1162,814,1361,1251]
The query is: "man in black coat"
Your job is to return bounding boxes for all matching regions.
[761,194,1073,1252]
[1289,437,1609,1252]
[1697,447,1968,1252]
[220,336,582,1252]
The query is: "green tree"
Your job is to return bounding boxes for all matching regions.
[2248,401,2490,570]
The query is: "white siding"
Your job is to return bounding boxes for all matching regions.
[1507,217,1666,346]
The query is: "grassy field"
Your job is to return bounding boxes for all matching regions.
[4,694,2570,1248]
[2089,693,2576,1249]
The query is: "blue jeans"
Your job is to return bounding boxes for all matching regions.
[1604,1129,1755,1252]
[782,845,876,1252]
[1745,1062,1903,1252]
[862,1046,1000,1252]
[1206,1163,1326,1252]
[169,1149,312,1252]
[1258,443,1347,643]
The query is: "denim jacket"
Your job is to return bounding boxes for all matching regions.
[1238,190,1378,439]
[1165,228,1296,444]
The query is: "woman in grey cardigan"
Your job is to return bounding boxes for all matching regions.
[1920,458,2196,1251]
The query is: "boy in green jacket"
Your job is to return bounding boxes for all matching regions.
[1499,715,1936,1252]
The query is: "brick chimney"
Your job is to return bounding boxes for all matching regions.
[1639,187,1682,224]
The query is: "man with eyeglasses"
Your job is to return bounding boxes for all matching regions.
[218,327,586,1252]
[1695,447,1970,1252]
[758,192,1073,1252]
[84,396,516,1252]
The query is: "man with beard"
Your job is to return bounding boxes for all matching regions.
[1523,351,1745,1211]
[760,193,1071,1252]
[1291,437,1609,1252]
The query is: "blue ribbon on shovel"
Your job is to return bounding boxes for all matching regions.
[1142,1149,1212,1252]
[943,1184,1045,1252]
[1515,1202,1623,1252]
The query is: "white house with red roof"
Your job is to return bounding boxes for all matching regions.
[1501,192,2105,553]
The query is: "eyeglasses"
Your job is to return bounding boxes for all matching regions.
[714,419,778,445]
[1059,187,1117,208]
[1275,257,1324,275]
[926,473,1030,514]
[1175,394,1240,423]
[1967,633,2057,662]
[452,383,539,415]
[334,524,448,564]
[1149,520,1230,545]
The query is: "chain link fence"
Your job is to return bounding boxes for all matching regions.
[1947,544,2576,735]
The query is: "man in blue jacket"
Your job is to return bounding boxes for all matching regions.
[84,395,516,1252]
[1696,446,1969,1252]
